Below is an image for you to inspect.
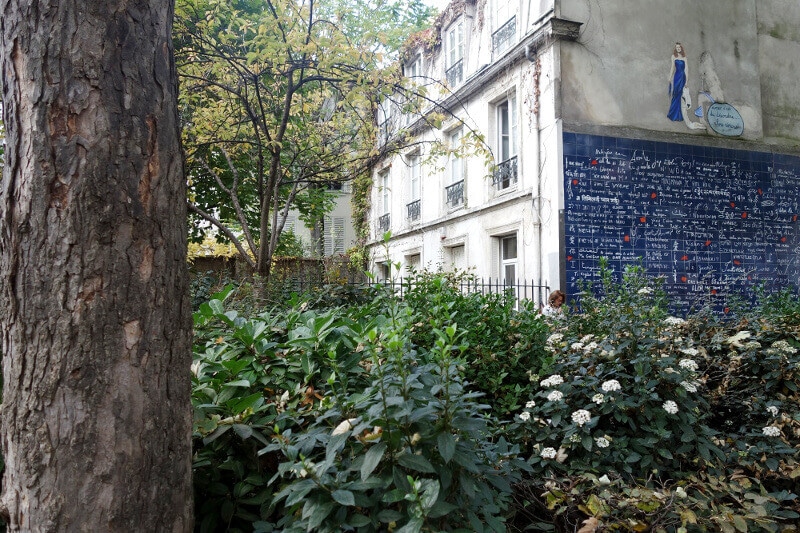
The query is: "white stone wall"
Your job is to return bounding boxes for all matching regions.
[367,0,800,301]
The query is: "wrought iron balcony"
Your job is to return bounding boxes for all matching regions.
[377,213,390,232]
[445,180,464,208]
[492,156,518,190]
[406,199,421,221]
[446,59,463,88]
[492,16,516,56]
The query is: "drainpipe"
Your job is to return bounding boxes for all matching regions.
[526,42,545,307]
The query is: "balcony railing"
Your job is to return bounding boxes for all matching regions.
[445,180,465,208]
[446,59,463,88]
[377,213,390,232]
[406,199,421,221]
[492,156,518,190]
[492,16,516,56]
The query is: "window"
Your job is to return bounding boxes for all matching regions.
[323,216,345,255]
[445,244,465,272]
[406,56,422,82]
[406,253,421,272]
[500,235,517,284]
[377,169,391,233]
[380,170,390,214]
[493,96,518,190]
[407,154,421,221]
[445,129,464,208]
[445,20,464,87]
[492,0,516,56]
[377,261,390,281]
[378,103,393,145]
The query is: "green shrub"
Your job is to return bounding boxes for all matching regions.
[266,297,529,532]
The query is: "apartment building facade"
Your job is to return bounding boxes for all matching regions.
[368,0,800,312]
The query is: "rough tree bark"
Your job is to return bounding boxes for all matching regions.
[0,1,193,531]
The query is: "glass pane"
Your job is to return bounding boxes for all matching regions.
[502,236,517,259]
[504,264,515,283]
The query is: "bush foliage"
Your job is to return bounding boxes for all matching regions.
[190,265,800,532]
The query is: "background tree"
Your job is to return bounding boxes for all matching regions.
[175,0,464,278]
[0,1,192,530]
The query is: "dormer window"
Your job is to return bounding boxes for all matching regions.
[445,19,464,88]
[492,0,516,56]
[406,55,422,82]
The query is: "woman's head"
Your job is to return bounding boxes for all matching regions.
[673,42,686,57]
[548,290,566,307]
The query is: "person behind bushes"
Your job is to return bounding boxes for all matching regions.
[543,290,566,316]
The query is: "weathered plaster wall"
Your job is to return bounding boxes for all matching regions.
[558,0,778,144]
[757,0,800,143]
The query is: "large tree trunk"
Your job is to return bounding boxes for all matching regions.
[0,1,193,531]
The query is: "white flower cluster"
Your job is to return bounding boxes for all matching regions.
[601,379,622,392]
[546,333,564,346]
[519,411,531,422]
[571,342,585,351]
[637,287,653,295]
[771,340,798,354]
[762,426,781,437]
[766,405,779,417]
[584,341,599,352]
[680,347,699,356]
[526,400,537,409]
[592,393,605,404]
[664,316,686,326]
[547,390,564,402]
[580,334,595,343]
[744,341,762,350]
[680,381,698,393]
[679,359,699,372]
[595,437,610,448]
[571,409,591,426]
[540,375,564,387]
[662,400,679,414]
[540,447,557,459]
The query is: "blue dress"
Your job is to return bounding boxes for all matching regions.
[667,58,686,121]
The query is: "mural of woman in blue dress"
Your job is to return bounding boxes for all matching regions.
[667,42,705,130]
[668,42,687,121]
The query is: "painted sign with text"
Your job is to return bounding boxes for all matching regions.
[563,133,800,314]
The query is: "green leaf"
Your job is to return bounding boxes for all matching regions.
[227,392,263,415]
[232,424,253,439]
[437,432,456,463]
[625,452,642,463]
[418,479,440,511]
[395,517,423,533]
[305,501,335,531]
[361,442,387,481]
[348,514,371,527]
[331,489,355,506]
[732,515,748,532]
[397,452,436,473]
[224,379,251,388]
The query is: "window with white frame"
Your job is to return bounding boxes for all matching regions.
[406,55,422,82]
[445,244,465,272]
[377,169,391,233]
[445,129,464,208]
[500,234,517,284]
[378,102,393,145]
[492,0,516,55]
[445,19,464,87]
[493,95,518,190]
[406,153,421,221]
